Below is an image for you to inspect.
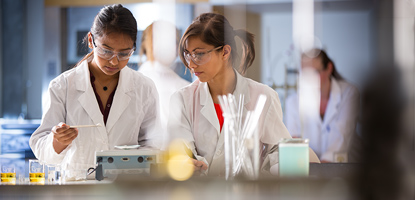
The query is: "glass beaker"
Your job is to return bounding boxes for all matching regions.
[1,164,16,184]
[47,164,61,184]
[29,159,45,183]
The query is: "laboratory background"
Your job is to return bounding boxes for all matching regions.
[0,0,414,199]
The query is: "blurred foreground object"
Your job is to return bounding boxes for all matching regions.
[166,139,194,181]
[219,94,266,180]
[355,66,414,199]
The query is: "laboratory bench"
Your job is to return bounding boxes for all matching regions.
[0,119,369,199]
[0,163,362,200]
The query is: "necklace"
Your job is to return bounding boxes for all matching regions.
[94,77,117,91]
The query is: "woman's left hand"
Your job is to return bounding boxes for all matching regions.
[191,158,208,172]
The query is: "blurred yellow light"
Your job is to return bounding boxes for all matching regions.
[168,139,193,159]
[167,155,193,181]
[168,139,185,158]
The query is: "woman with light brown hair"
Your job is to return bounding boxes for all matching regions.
[138,21,190,148]
[168,13,293,176]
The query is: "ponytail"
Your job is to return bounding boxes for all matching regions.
[234,29,255,74]
[318,49,343,80]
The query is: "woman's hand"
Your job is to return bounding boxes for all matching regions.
[52,122,78,154]
[191,158,208,173]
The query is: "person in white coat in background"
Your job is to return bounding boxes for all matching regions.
[168,13,318,177]
[285,49,360,163]
[138,21,190,149]
[29,4,161,174]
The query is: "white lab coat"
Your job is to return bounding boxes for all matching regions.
[29,60,161,171]
[168,70,292,176]
[285,77,360,162]
[139,61,190,148]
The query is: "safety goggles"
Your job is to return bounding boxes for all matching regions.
[183,46,223,65]
[91,34,135,61]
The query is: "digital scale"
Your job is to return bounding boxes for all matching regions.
[94,149,163,181]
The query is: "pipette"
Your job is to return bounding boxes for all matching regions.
[69,123,103,128]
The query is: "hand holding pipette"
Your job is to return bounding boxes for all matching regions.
[52,122,78,154]
[191,159,208,172]
[182,140,208,172]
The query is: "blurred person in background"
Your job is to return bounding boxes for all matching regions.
[30,4,161,174]
[139,21,191,149]
[168,13,318,176]
[285,49,360,163]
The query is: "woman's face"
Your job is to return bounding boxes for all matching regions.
[184,37,225,83]
[301,56,331,87]
[88,32,134,76]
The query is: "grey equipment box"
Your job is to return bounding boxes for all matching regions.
[94,149,162,181]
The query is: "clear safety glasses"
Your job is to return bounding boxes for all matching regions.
[91,34,135,61]
[183,46,223,66]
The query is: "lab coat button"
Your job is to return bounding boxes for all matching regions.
[216,150,222,155]
[107,104,111,108]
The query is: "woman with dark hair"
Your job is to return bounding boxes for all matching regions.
[168,13,296,176]
[285,48,360,163]
[30,4,161,174]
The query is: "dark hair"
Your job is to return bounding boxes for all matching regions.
[303,48,343,80]
[178,13,255,74]
[74,4,137,67]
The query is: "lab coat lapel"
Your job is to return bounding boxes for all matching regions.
[105,68,131,132]
[75,62,106,129]
[233,70,250,106]
[233,71,251,125]
[323,78,341,126]
[199,70,249,137]
[200,82,221,135]
[209,128,226,176]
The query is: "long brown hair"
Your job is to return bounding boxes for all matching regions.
[178,13,255,74]
[74,4,137,67]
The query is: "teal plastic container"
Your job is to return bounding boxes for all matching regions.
[279,138,309,177]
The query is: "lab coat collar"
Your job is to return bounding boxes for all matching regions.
[75,60,105,128]
[74,60,132,133]
[323,77,341,124]
[199,69,250,105]
[199,68,250,136]
[233,69,250,106]
[200,82,220,135]
[105,66,132,132]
